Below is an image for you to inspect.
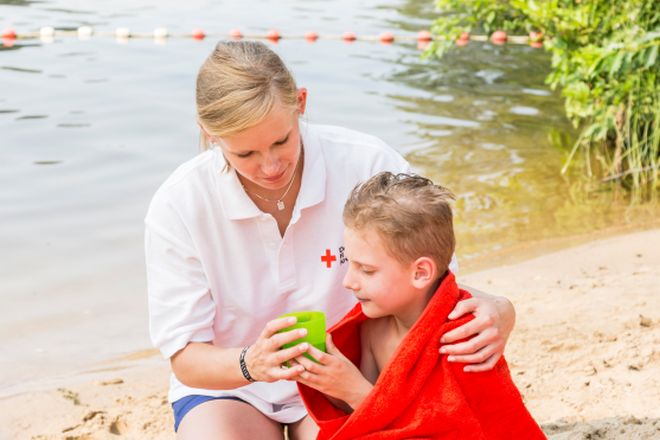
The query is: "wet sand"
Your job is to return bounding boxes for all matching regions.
[1,229,659,439]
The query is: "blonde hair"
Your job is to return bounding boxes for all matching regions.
[196,41,299,149]
[343,172,456,274]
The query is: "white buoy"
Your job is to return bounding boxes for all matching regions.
[77,26,93,39]
[115,27,131,38]
[39,26,55,37]
[153,27,169,39]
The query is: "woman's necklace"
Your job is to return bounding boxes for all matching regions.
[243,152,302,211]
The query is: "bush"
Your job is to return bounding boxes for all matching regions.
[428,0,660,196]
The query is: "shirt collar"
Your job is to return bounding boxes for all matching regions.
[296,120,326,211]
[213,151,261,220]
[213,120,327,221]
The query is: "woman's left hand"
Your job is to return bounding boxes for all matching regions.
[439,289,515,372]
[292,334,372,410]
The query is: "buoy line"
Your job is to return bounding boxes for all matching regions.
[1,27,545,48]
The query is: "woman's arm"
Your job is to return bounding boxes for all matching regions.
[170,317,311,389]
[147,196,309,389]
[439,285,516,372]
[171,343,249,389]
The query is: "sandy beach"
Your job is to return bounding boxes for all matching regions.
[2,228,658,440]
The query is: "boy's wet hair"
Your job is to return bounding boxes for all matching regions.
[343,172,455,273]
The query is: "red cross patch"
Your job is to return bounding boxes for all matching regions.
[321,249,337,268]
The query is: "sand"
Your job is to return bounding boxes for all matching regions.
[2,229,659,440]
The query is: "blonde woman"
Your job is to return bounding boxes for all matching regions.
[145,41,515,439]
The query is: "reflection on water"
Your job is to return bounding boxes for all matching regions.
[0,0,658,391]
[381,4,659,264]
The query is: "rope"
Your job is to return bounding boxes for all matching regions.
[1,27,544,47]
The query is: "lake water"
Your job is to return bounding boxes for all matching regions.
[1,0,658,395]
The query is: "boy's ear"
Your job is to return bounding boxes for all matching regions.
[410,256,437,289]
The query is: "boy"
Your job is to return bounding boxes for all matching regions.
[293,172,545,439]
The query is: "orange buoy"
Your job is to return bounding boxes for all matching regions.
[192,29,206,40]
[379,31,394,44]
[456,31,470,46]
[304,31,318,42]
[229,29,243,40]
[529,31,543,48]
[266,30,281,42]
[529,31,543,42]
[2,28,17,39]
[490,30,507,45]
[417,30,432,42]
[342,31,357,42]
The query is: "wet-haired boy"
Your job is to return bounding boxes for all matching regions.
[294,172,545,439]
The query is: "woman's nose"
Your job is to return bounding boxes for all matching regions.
[261,152,280,174]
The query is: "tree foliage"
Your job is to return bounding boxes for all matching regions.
[428,0,660,195]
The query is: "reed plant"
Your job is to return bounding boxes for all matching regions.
[428,0,660,197]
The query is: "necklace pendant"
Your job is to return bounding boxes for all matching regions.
[276,200,285,211]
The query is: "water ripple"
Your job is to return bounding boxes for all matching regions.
[510,106,540,116]
[1,66,42,74]
[57,123,91,128]
[522,88,552,97]
[16,115,48,120]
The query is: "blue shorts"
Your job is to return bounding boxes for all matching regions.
[172,395,248,432]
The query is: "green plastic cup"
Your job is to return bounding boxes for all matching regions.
[277,311,326,362]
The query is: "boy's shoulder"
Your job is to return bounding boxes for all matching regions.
[360,317,400,355]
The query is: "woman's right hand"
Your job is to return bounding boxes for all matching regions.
[245,316,310,382]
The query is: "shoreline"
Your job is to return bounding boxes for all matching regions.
[460,220,660,274]
[2,228,659,439]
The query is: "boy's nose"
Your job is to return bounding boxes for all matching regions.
[342,270,358,291]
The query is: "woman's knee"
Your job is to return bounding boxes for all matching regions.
[287,415,319,440]
[176,399,284,440]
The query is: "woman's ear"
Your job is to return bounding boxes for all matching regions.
[198,122,212,142]
[297,88,308,115]
[410,257,437,289]
[197,120,207,134]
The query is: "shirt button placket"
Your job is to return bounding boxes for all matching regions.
[259,215,280,256]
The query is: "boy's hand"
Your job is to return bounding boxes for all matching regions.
[440,291,515,372]
[293,334,373,410]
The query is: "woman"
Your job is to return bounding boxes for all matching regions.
[145,41,515,439]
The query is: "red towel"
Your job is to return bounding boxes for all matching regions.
[298,272,546,439]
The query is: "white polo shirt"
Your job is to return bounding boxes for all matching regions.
[145,122,413,422]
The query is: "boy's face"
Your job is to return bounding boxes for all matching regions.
[342,227,417,319]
